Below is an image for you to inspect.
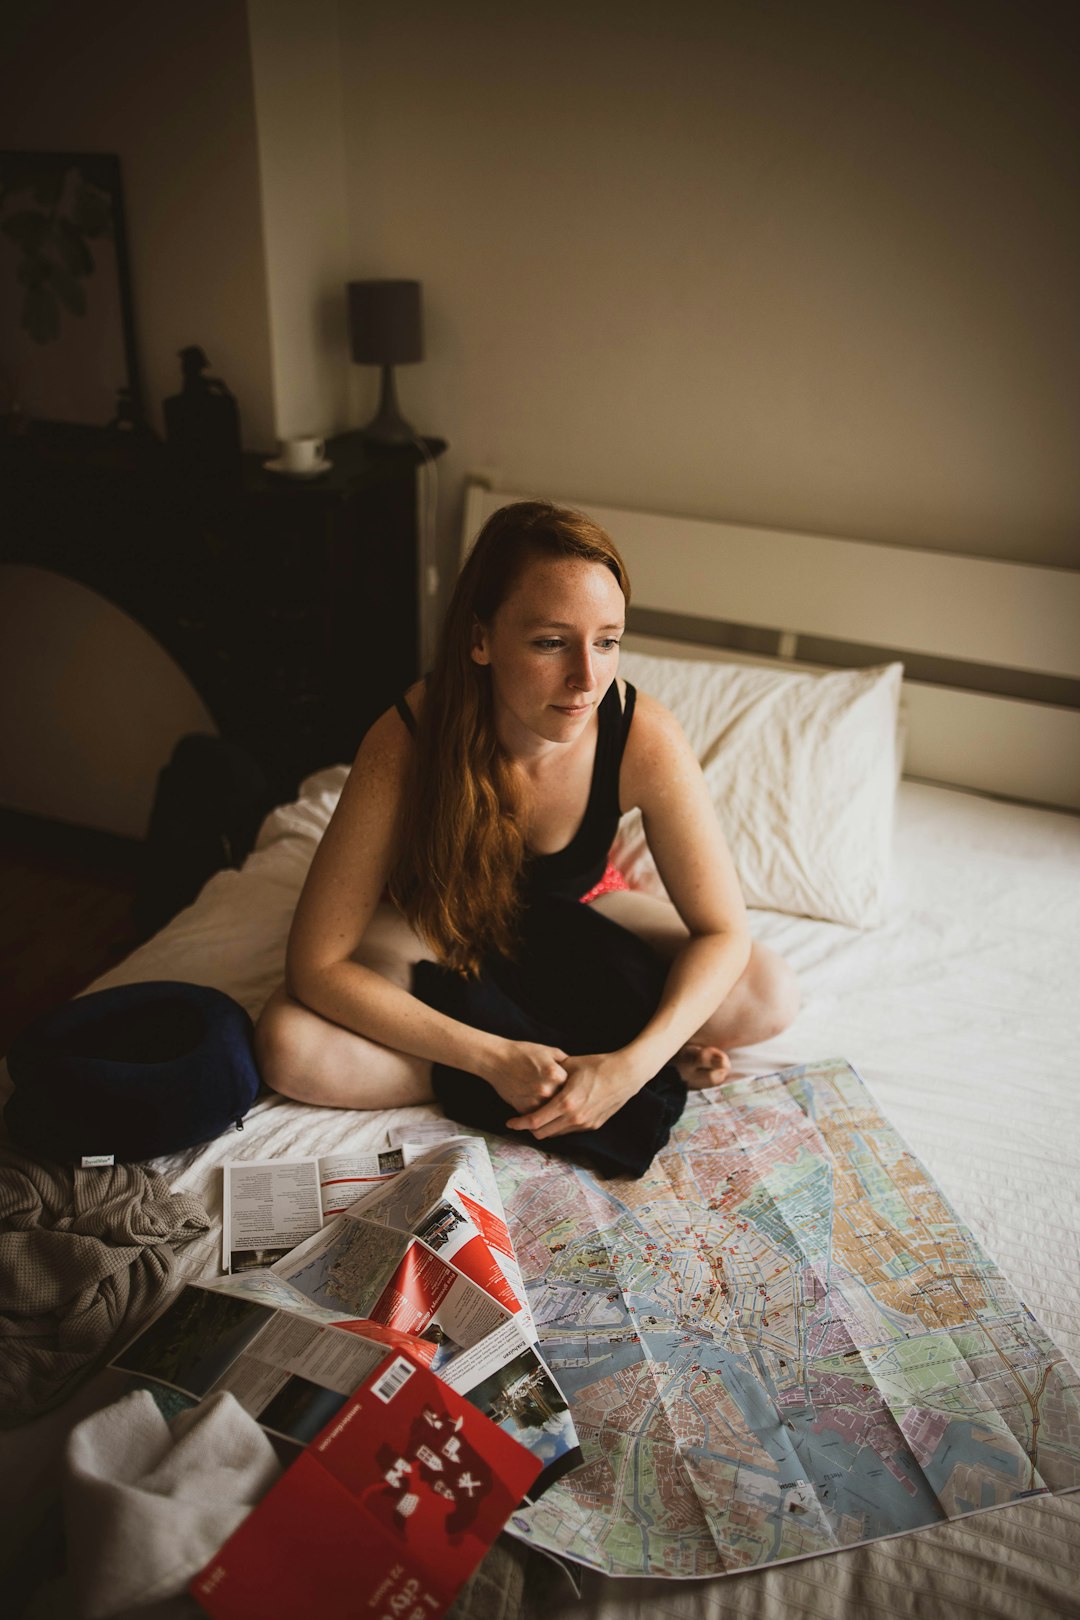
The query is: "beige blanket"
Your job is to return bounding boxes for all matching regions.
[0,1149,210,1424]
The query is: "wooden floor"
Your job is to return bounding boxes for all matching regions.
[0,810,142,1055]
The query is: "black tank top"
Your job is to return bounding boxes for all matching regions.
[394,680,637,904]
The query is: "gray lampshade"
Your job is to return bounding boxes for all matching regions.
[347,279,423,366]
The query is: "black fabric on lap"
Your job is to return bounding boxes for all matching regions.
[411,898,687,1179]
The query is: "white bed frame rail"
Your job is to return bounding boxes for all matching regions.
[462,484,1080,812]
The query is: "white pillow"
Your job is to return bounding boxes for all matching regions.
[613,648,904,928]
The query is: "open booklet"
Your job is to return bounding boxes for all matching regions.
[222,1147,405,1272]
[111,1280,426,1446]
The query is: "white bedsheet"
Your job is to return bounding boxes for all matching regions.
[3,772,1078,1617]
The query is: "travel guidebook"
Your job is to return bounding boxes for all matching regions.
[114,1135,582,1477]
[189,1351,542,1620]
[113,1131,585,1616]
[257,1136,582,1496]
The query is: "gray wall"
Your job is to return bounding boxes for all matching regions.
[339,0,1080,592]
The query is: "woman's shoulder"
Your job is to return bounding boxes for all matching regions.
[622,680,683,743]
[352,684,424,774]
[360,681,426,752]
[619,681,698,800]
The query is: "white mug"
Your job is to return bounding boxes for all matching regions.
[280,435,326,473]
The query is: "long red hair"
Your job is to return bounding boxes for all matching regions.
[388,500,630,974]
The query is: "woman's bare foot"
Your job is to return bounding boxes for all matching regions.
[675,1043,732,1089]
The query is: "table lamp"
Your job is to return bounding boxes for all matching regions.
[347,278,423,444]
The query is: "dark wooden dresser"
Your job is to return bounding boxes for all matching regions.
[2,424,447,802]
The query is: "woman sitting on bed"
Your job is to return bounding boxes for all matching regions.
[256,500,798,1149]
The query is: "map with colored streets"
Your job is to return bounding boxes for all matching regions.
[488,1058,1080,1578]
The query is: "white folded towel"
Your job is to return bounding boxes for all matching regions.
[64,1388,281,1618]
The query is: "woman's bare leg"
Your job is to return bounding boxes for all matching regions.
[254,903,436,1109]
[589,889,800,1086]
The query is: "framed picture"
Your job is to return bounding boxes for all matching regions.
[0,150,143,429]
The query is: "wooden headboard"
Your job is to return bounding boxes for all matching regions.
[462,484,1080,812]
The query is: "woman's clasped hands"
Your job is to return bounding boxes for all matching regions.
[481,1038,568,1116]
[501,1048,645,1139]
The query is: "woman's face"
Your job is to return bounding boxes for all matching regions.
[471,553,626,749]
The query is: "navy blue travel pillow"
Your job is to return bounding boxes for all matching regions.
[4,980,261,1164]
[412,897,688,1179]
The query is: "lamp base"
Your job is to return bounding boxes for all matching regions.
[359,364,418,445]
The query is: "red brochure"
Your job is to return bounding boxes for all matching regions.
[371,1240,458,1332]
[328,1317,438,1367]
[455,1189,515,1259]
[436,1230,522,1316]
[190,1350,541,1620]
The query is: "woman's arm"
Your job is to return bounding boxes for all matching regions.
[286,708,568,1112]
[508,691,750,1137]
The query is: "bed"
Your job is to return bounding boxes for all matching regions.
[2,487,1079,1619]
